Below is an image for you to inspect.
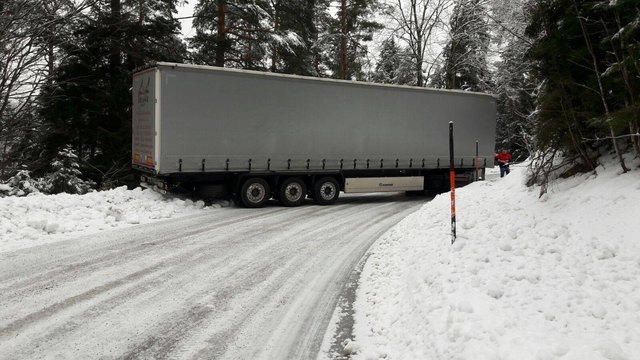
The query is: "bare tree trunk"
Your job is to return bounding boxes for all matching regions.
[412,1,424,86]
[271,0,279,72]
[216,0,226,67]
[627,6,640,77]
[246,39,253,68]
[41,1,57,84]
[573,0,628,173]
[110,0,121,73]
[139,0,145,25]
[340,0,348,79]
[47,43,54,80]
[1,139,7,179]
[312,2,321,76]
[560,91,596,172]
[610,14,640,158]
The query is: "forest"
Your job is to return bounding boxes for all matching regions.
[0,0,638,195]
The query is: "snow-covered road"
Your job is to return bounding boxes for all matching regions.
[0,193,423,360]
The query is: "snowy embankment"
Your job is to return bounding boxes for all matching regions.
[353,158,640,360]
[0,187,222,253]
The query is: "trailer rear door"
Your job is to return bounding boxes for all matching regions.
[132,67,159,173]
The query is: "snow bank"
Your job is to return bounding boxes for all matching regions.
[353,159,640,360]
[0,187,223,253]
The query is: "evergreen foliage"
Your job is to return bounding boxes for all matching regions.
[442,0,490,91]
[190,0,380,79]
[493,40,536,161]
[3,0,638,197]
[328,0,382,80]
[372,37,416,85]
[0,170,42,197]
[37,0,186,187]
[374,37,400,83]
[489,0,536,161]
[190,0,304,71]
[0,146,95,196]
[40,145,95,195]
[276,0,331,75]
[526,0,639,174]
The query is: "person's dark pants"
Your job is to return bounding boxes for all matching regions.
[500,165,510,177]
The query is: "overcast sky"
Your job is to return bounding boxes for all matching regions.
[177,1,196,39]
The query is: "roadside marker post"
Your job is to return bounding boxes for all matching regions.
[475,140,479,181]
[449,122,456,245]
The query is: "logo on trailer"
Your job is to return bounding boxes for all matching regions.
[138,77,150,105]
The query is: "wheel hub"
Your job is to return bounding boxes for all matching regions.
[320,183,336,200]
[247,184,265,203]
[284,183,303,202]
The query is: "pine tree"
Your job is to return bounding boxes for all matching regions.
[326,0,382,80]
[373,37,417,85]
[190,0,303,70]
[41,145,95,195]
[38,0,186,187]
[271,0,331,76]
[373,37,400,83]
[493,41,536,160]
[396,47,418,85]
[428,64,447,89]
[0,170,41,197]
[442,0,490,91]
[526,0,638,175]
[597,0,640,158]
[489,0,536,160]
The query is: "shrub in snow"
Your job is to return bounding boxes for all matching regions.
[40,145,95,195]
[0,170,42,197]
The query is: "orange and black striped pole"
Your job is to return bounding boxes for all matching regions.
[475,140,479,181]
[449,122,456,244]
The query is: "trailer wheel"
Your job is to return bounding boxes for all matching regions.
[279,177,307,207]
[313,177,339,205]
[240,178,271,208]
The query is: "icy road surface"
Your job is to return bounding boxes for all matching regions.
[0,193,423,360]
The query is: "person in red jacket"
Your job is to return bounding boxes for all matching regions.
[496,149,512,177]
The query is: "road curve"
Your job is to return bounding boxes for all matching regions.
[0,193,424,360]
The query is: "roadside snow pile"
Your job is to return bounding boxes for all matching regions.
[0,187,220,253]
[353,158,640,360]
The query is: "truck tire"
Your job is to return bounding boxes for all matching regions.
[313,177,339,205]
[240,177,271,208]
[278,177,307,207]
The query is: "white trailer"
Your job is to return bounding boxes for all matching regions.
[132,62,496,207]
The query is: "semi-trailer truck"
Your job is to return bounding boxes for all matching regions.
[132,62,496,208]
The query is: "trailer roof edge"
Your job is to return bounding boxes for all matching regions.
[146,62,497,100]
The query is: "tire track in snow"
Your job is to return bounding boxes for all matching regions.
[179,200,415,359]
[262,202,413,360]
[118,201,390,359]
[0,207,291,293]
[0,205,317,326]
[0,202,343,356]
[0,205,328,346]
[0,194,424,359]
